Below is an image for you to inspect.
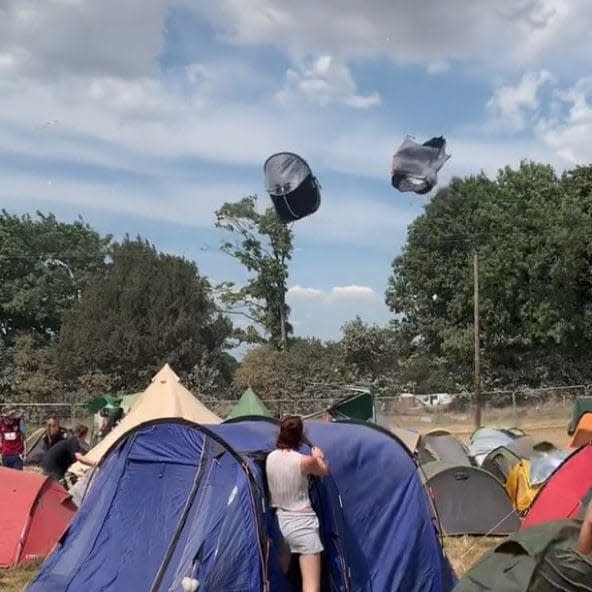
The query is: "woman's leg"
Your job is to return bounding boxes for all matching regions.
[299,553,321,592]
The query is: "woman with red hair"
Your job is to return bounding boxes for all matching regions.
[265,415,329,592]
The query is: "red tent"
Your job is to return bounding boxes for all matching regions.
[522,445,592,529]
[0,467,77,568]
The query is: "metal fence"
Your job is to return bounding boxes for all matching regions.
[3,384,586,433]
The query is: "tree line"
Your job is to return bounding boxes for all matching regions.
[2,160,592,409]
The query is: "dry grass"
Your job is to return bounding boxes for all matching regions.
[0,561,41,592]
[444,536,504,576]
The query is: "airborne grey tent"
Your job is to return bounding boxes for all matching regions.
[264,152,320,223]
[421,461,520,536]
[453,520,591,592]
[391,136,451,194]
[418,433,472,466]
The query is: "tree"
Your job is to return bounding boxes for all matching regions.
[0,211,111,345]
[386,161,592,388]
[215,196,293,349]
[233,338,348,413]
[341,317,402,382]
[56,238,233,393]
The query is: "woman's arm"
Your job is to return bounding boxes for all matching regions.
[301,447,329,477]
[580,501,592,553]
[74,452,97,467]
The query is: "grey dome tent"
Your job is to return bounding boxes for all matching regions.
[264,152,320,223]
[481,446,522,483]
[417,433,472,466]
[421,461,520,536]
[391,136,451,194]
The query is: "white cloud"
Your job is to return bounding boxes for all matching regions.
[0,169,245,229]
[287,284,380,304]
[536,77,592,164]
[276,55,380,109]
[286,286,326,301]
[195,1,592,73]
[488,70,553,129]
[330,285,380,302]
[0,0,172,80]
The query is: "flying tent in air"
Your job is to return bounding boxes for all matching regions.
[264,152,321,223]
[391,136,451,194]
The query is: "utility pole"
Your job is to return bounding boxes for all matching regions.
[473,250,482,428]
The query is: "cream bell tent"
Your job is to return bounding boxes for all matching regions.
[69,364,221,477]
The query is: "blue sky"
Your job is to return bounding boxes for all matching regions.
[0,1,590,342]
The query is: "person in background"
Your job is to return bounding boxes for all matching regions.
[99,405,124,439]
[43,414,67,451]
[265,416,329,592]
[0,409,27,470]
[41,424,96,485]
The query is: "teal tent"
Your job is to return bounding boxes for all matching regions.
[306,389,376,422]
[226,388,273,419]
[86,395,122,414]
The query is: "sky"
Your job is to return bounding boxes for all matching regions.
[1,1,591,342]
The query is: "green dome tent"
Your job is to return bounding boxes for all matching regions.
[226,388,273,419]
[453,520,591,591]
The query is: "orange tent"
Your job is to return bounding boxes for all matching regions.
[570,412,592,448]
[0,467,76,568]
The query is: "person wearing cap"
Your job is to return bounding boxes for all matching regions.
[0,409,27,470]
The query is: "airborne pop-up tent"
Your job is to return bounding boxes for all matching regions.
[264,152,321,223]
[391,136,451,194]
[29,418,456,592]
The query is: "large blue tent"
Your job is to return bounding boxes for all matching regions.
[28,417,456,592]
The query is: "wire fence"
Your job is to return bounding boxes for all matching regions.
[3,384,587,434]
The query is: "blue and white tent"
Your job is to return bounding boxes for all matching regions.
[28,418,456,592]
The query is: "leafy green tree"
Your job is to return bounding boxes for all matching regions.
[341,317,402,381]
[215,196,293,349]
[233,338,347,412]
[56,238,233,393]
[0,211,111,345]
[386,161,592,388]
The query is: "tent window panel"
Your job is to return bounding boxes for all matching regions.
[167,455,264,592]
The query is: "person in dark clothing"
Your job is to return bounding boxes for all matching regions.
[41,424,95,483]
[43,414,67,451]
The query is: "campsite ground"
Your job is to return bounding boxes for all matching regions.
[2,405,569,590]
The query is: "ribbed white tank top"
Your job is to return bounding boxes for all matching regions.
[266,449,312,512]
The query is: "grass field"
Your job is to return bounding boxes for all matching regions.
[1,407,569,591]
[0,561,40,592]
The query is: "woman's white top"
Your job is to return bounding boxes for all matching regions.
[266,449,312,512]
